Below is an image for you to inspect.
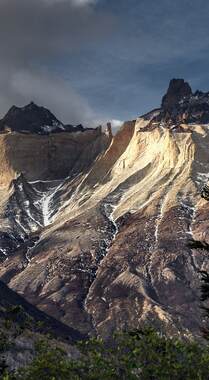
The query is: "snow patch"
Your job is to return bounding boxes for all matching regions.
[40,181,64,226]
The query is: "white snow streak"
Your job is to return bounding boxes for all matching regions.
[107,204,119,241]
[40,181,64,226]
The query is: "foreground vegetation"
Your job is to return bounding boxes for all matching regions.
[1,328,209,380]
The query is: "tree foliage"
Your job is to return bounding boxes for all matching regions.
[1,328,209,380]
[200,270,209,340]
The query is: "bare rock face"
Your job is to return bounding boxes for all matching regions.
[0,128,109,186]
[162,78,192,112]
[0,84,209,341]
[158,78,209,125]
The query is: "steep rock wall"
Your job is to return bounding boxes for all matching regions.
[0,129,110,186]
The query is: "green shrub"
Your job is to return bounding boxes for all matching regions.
[4,329,209,380]
[0,332,10,353]
[3,320,12,331]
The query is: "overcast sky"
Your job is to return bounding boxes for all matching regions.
[1,0,209,126]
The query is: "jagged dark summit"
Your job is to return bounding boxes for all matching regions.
[161,78,192,112]
[0,102,91,134]
[159,78,209,125]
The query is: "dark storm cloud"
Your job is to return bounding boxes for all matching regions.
[0,0,113,124]
[0,0,107,63]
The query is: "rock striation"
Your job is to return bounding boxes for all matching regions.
[0,126,109,186]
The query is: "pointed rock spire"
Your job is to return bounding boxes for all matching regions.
[106,122,113,139]
[161,78,192,112]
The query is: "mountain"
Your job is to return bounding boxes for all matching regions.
[0,79,209,341]
[0,102,92,134]
[160,78,209,124]
[161,78,192,112]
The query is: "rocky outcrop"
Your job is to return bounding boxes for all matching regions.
[201,183,209,201]
[105,122,113,139]
[161,78,192,112]
[158,78,209,125]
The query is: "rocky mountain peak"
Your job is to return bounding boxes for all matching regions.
[142,78,209,126]
[0,102,64,134]
[161,78,192,112]
[0,103,98,135]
